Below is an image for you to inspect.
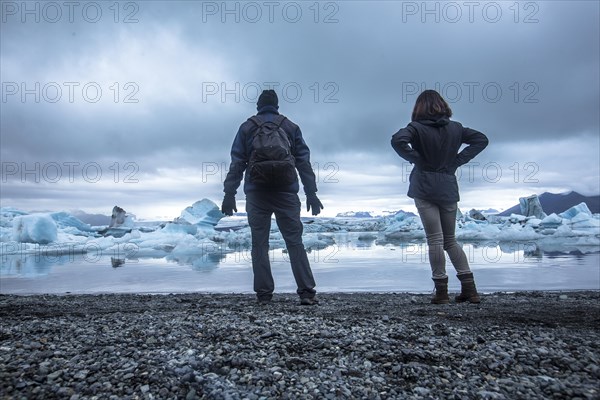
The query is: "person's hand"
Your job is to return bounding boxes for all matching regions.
[306,193,324,216]
[221,194,237,216]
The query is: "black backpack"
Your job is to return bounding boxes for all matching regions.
[247,115,297,186]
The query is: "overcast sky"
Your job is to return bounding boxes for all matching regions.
[1,0,599,220]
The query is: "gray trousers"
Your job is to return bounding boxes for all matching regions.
[246,192,316,300]
[414,198,471,279]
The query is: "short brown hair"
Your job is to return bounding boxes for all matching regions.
[411,90,452,121]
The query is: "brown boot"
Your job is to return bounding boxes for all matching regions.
[431,277,450,304]
[455,273,481,303]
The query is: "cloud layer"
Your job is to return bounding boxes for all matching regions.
[1,1,599,218]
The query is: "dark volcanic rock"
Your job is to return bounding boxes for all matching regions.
[0,292,598,399]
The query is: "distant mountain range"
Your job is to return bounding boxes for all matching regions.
[498,192,600,216]
[335,211,373,218]
[69,210,111,226]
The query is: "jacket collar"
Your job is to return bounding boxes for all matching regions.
[257,105,280,115]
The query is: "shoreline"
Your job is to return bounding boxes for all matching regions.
[1,288,599,297]
[1,291,599,399]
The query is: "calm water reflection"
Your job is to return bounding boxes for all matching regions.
[1,233,598,294]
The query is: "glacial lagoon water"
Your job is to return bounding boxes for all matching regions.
[1,232,599,294]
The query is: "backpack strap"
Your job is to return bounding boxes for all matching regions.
[249,115,263,127]
[273,115,293,150]
[249,114,287,127]
[248,115,291,147]
[273,114,287,127]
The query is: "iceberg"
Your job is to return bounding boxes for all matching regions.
[519,195,547,219]
[161,222,198,236]
[508,214,528,224]
[50,211,94,234]
[557,202,600,233]
[468,209,487,221]
[383,211,424,240]
[12,214,58,244]
[540,213,562,227]
[302,234,336,250]
[1,208,29,242]
[456,221,502,241]
[176,199,224,227]
[1,193,598,274]
[570,212,599,228]
[157,198,225,239]
[109,206,135,228]
[97,206,136,238]
[538,213,563,235]
[1,207,28,223]
[559,202,593,220]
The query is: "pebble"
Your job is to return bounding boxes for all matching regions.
[0,292,598,399]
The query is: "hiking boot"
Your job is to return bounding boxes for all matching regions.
[300,297,319,306]
[257,297,272,306]
[455,273,481,304]
[431,277,450,304]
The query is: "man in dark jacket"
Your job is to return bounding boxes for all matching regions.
[221,89,323,305]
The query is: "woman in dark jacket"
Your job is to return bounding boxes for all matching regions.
[391,90,488,304]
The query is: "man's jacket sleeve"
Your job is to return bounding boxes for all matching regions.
[292,126,318,195]
[223,126,248,195]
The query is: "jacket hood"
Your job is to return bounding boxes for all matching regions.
[417,116,450,127]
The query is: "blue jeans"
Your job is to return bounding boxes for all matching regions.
[414,198,471,279]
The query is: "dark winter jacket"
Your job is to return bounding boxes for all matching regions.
[223,106,318,195]
[391,116,488,203]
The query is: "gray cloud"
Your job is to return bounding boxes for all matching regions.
[1,1,598,218]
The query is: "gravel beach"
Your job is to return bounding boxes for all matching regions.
[1,291,599,399]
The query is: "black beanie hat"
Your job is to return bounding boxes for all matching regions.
[257,89,278,109]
